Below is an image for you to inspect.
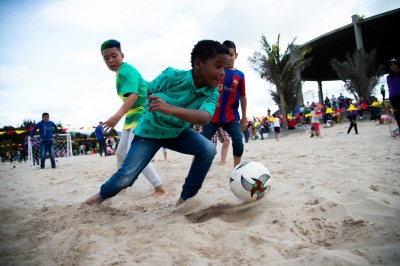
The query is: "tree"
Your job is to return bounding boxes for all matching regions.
[330,48,385,104]
[20,119,36,129]
[248,34,312,129]
[268,77,301,116]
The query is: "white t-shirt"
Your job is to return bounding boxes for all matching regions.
[310,111,320,124]
[273,118,280,127]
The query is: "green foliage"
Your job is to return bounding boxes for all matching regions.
[330,48,385,104]
[248,34,312,126]
[20,119,36,129]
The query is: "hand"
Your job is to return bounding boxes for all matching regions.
[239,118,247,132]
[102,115,122,132]
[147,95,172,115]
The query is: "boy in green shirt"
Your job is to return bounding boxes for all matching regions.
[100,39,167,197]
[85,40,229,207]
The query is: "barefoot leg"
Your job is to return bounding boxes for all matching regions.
[175,197,186,207]
[150,184,168,197]
[84,192,105,205]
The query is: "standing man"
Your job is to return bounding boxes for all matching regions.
[95,122,107,157]
[331,95,337,109]
[338,93,345,109]
[29,112,59,169]
[381,85,386,102]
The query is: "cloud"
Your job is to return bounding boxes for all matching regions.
[0,64,37,88]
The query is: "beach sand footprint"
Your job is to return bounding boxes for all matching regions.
[178,199,264,223]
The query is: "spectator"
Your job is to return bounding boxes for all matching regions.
[287,118,297,130]
[324,96,331,108]
[338,93,345,109]
[259,118,270,139]
[331,95,337,109]
[356,97,364,120]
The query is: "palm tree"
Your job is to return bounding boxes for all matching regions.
[248,34,312,129]
[330,48,385,104]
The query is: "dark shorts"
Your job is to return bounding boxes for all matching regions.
[274,127,280,133]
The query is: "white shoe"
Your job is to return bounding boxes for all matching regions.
[359,117,362,120]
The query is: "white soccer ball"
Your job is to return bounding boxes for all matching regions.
[229,161,272,202]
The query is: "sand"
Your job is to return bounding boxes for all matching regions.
[1,120,400,265]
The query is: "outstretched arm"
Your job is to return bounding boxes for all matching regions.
[147,95,211,125]
[103,93,138,131]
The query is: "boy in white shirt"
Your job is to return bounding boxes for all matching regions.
[310,106,323,138]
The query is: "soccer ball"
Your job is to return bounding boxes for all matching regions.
[229,161,272,202]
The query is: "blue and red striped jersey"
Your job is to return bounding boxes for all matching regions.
[211,68,246,123]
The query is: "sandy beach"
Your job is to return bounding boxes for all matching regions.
[1,120,400,265]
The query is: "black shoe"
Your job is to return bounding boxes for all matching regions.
[52,166,56,169]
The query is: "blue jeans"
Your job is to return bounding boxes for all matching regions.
[40,139,56,168]
[100,128,216,200]
[201,120,244,157]
[260,128,269,139]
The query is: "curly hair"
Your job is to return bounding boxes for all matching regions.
[190,40,229,68]
[100,39,121,52]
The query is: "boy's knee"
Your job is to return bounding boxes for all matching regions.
[232,141,244,157]
[201,140,217,157]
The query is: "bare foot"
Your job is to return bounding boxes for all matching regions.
[84,192,105,205]
[150,184,168,197]
[118,188,126,196]
[175,197,186,207]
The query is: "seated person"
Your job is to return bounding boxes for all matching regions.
[331,112,340,123]
[259,122,270,140]
[323,120,335,128]
[287,118,297,130]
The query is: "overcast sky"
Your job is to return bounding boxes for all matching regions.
[0,0,398,130]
